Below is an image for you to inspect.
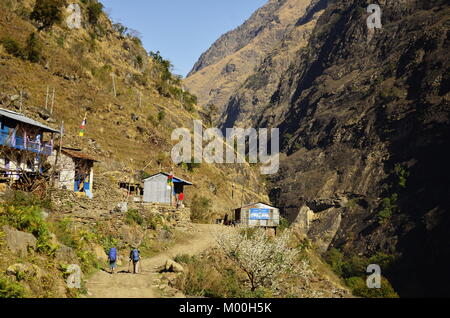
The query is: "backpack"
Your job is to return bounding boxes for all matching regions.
[109,248,117,261]
[132,249,139,262]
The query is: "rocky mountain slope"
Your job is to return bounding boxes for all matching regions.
[0,0,267,213]
[193,0,450,297]
[185,0,322,115]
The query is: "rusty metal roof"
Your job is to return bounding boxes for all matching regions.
[236,202,277,210]
[61,148,99,162]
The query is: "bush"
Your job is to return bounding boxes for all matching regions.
[113,23,128,36]
[100,235,120,254]
[6,191,52,210]
[157,110,166,122]
[175,254,249,298]
[190,195,213,223]
[30,0,64,30]
[324,248,399,298]
[278,216,289,231]
[24,32,42,63]
[0,275,27,298]
[87,1,103,25]
[0,38,23,58]
[378,194,398,222]
[345,276,398,298]
[125,209,144,226]
[0,204,56,256]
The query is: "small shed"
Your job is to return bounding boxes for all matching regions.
[143,172,192,204]
[234,202,280,228]
[50,147,98,199]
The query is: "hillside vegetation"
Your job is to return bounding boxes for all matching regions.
[0,0,269,298]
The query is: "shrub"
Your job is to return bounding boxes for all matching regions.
[324,248,399,298]
[324,248,345,276]
[113,23,128,36]
[100,235,120,254]
[173,254,191,265]
[145,214,163,230]
[125,209,144,226]
[87,1,103,25]
[30,0,64,30]
[157,110,166,121]
[24,32,42,63]
[345,276,398,298]
[175,254,248,298]
[0,38,23,58]
[378,194,398,222]
[0,204,56,256]
[190,195,213,223]
[278,216,289,231]
[0,275,27,298]
[394,164,409,188]
[6,190,52,210]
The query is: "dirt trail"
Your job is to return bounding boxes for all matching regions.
[86,224,223,298]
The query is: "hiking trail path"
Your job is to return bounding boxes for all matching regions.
[86,224,224,298]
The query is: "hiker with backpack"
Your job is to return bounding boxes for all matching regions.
[129,247,141,274]
[108,247,117,274]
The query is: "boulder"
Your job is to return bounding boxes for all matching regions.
[164,259,184,273]
[2,226,37,256]
[55,244,78,264]
[157,229,173,242]
[6,263,44,280]
[92,244,108,261]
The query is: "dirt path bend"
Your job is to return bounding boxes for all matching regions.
[86,224,223,298]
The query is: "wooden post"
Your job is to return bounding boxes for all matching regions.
[51,121,63,188]
[19,90,23,112]
[111,73,117,97]
[45,86,49,109]
[50,88,55,115]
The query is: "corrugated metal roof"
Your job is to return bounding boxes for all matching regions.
[0,108,60,133]
[237,202,277,210]
[61,149,99,162]
[143,172,193,185]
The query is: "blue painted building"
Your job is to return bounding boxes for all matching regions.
[0,108,59,179]
[234,202,280,228]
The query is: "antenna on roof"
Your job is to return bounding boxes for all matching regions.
[45,86,49,109]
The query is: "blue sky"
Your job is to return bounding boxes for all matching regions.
[100,0,267,77]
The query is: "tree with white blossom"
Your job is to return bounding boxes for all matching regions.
[216,228,315,294]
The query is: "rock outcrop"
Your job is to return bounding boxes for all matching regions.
[197,0,450,297]
[2,226,37,256]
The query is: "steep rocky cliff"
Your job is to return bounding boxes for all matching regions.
[197,0,450,296]
[185,0,322,115]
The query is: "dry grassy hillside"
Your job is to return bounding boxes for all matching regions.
[0,0,268,214]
